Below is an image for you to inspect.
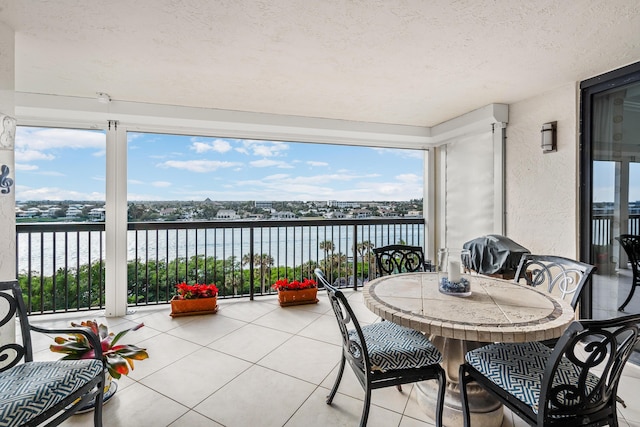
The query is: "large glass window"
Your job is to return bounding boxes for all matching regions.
[126,133,425,217]
[125,132,426,301]
[14,126,107,311]
[581,62,640,320]
[15,126,106,213]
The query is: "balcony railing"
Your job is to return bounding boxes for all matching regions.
[592,214,640,246]
[19,213,637,315]
[16,218,425,314]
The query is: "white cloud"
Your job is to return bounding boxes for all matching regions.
[396,173,421,183]
[307,161,328,167]
[250,159,293,168]
[15,163,39,171]
[16,128,104,150]
[152,181,172,187]
[38,171,65,177]
[242,140,289,157]
[16,186,105,201]
[157,160,241,173]
[128,179,145,185]
[371,147,423,159]
[191,139,233,154]
[15,149,55,162]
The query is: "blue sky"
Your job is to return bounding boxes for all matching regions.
[593,161,640,203]
[15,127,424,202]
[15,126,639,203]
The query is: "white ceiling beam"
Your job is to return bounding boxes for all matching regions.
[14,92,507,149]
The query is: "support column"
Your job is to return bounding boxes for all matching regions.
[104,120,128,317]
[0,116,16,277]
[0,21,16,349]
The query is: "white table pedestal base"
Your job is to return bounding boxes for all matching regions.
[415,336,503,427]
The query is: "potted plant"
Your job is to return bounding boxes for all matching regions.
[170,282,219,317]
[271,277,318,306]
[50,320,149,410]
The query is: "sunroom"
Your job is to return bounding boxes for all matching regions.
[1,1,640,426]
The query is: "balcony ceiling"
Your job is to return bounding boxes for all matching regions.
[2,0,640,127]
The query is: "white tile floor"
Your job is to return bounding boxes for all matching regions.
[27,289,640,427]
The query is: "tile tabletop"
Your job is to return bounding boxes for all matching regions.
[363,272,576,342]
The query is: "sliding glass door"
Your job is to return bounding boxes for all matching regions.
[580,62,640,320]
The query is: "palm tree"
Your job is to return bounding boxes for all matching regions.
[355,240,374,278]
[355,240,373,259]
[242,253,274,294]
[321,252,348,284]
[319,240,335,261]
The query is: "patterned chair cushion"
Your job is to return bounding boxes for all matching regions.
[465,341,600,414]
[0,359,103,427]
[348,322,442,372]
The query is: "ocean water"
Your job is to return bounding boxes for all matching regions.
[17,223,424,275]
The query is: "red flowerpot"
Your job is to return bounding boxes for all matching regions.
[277,288,319,307]
[170,296,218,317]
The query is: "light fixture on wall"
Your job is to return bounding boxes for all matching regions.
[96,92,111,104]
[541,121,557,153]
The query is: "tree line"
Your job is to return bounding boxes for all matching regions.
[18,239,380,313]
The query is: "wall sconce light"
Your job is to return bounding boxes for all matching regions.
[96,92,111,104]
[541,121,557,153]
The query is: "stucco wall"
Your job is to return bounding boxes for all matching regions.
[505,83,579,257]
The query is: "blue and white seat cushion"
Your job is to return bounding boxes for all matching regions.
[348,322,442,372]
[0,359,103,427]
[465,341,600,414]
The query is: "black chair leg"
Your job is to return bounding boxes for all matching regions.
[327,354,346,404]
[459,365,472,427]
[435,369,445,427]
[360,387,372,427]
[619,283,638,311]
[92,373,105,427]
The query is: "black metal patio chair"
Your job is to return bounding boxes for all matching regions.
[514,254,596,310]
[0,280,105,427]
[372,244,430,277]
[314,269,445,427]
[616,234,640,311]
[459,313,640,427]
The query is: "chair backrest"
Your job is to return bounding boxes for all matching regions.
[539,313,640,424]
[513,254,596,309]
[314,269,371,378]
[0,280,34,371]
[372,244,426,277]
[617,234,640,273]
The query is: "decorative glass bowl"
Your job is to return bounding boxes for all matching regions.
[437,248,472,297]
[439,276,471,297]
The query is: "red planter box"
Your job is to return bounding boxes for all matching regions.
[170,296,218,317]
[277,288,319,307]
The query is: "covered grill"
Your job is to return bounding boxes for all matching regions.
[462,235,530,278]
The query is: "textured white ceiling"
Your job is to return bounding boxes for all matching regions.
[1,0,640,127]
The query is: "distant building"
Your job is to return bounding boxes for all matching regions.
[327,200,360,209]
[406,210,423,217]
[216,209,239,220]
[272,211,296,219]
[255,201,273,210]
[43,207,63,218]
[88,208,105,222]
[15,207,38,218]
[159,208,177,217]
[352,208,372,218]
[66,206,83,218]
[323,211,346,219]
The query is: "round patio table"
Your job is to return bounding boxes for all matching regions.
[363,272,575,427]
